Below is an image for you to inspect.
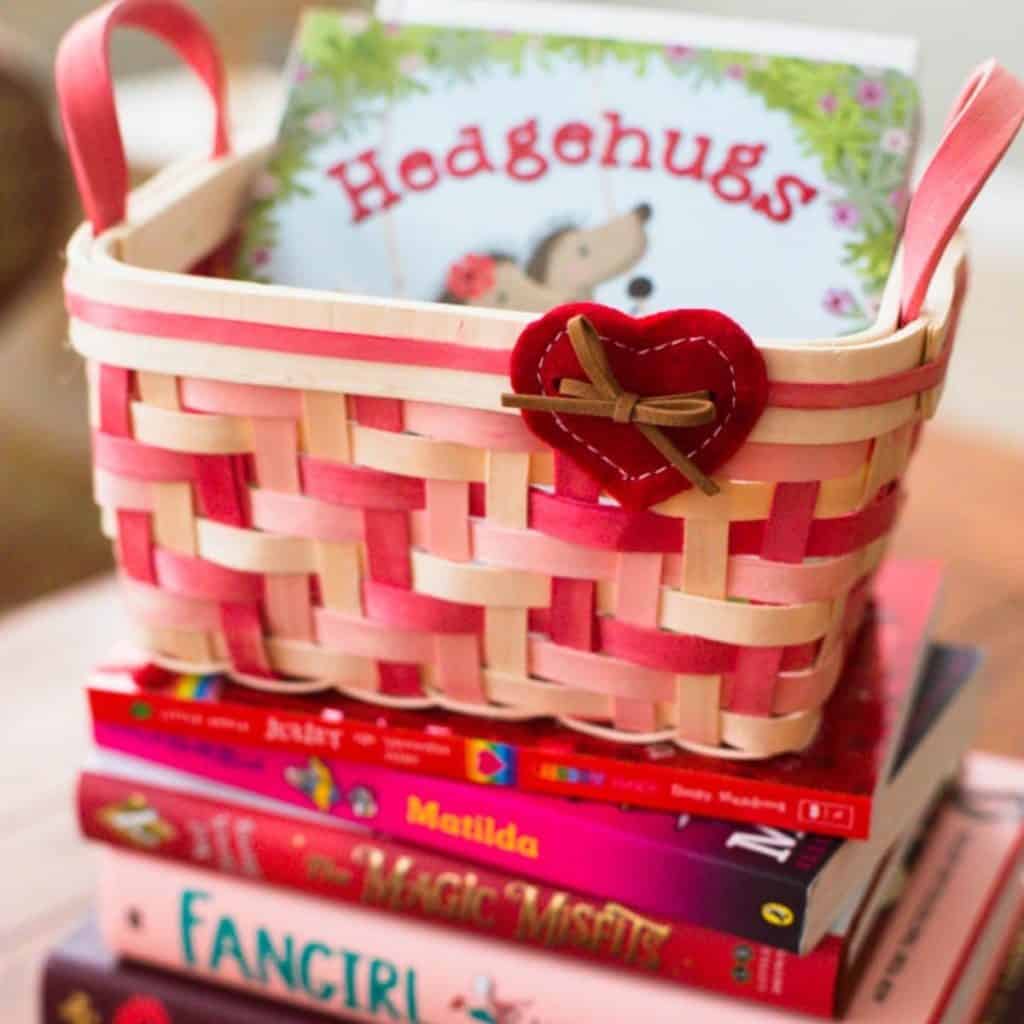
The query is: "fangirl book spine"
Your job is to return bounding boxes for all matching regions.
[78,766,844,1015]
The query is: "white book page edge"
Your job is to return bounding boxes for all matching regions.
[378,0,919,75]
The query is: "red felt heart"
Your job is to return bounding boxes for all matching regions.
[508,303,769,509]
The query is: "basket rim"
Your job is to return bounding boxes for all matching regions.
[63,135,965,436]
[66,134,964,353]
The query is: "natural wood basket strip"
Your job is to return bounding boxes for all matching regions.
[130,400,250,454]
[484,607,528,676]
[751,398,920,446]
[302,390,352,463]
[143,623,217,666]
[637,463,874,523]
[134,373,197,556]
[862,424,912,504]
[117,146,264,273]
[482,671,608,718]
[675,674,722,747]
[195,518,319,574]
[485,450,531,529]
[72,321,513,413]
[658,589,832,646]
[148,482,196,556]
[353,423,487,482]
[716,706,822,758]
[410,549,551,608]
[315,542,363,614]
[681,519,729,599]
[265,636,378,689]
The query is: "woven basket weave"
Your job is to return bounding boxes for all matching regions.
[58,1,1015,759]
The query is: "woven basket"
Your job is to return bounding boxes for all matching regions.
[57,1,1023,758]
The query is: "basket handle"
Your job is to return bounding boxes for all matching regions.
[55,0,230,235]
[901,60,1024,324]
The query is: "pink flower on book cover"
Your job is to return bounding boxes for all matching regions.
[831,201,861,229]
[447,254,497,301]
[112,995,171,1024]
[856,77,888,108]
[725,63,747,80]
[819,92,838,115]
[823,288,857,316]
[665,44,694,62]
[881,128,911,155]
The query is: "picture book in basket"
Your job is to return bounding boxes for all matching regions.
[234,0,921,338]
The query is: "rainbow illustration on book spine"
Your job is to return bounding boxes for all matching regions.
[236,0,920,338]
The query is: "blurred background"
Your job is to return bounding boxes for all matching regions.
[0,0,1021,612]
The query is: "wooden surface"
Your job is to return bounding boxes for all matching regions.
[1,425,1023,1022]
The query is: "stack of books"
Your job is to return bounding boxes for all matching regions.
[41,560,1024,1022]
[41,3,1024,1021]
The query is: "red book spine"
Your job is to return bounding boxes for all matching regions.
[78,770,842,1017]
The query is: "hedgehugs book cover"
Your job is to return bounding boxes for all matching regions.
[236,0,920,338]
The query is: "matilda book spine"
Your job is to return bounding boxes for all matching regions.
[88,726,830,952]
[41,918,339,1024]
[87,561,943,841]
[96,762,1024,1024]
[78,767,842,1015]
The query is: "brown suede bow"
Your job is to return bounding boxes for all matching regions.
[503,314,721,496]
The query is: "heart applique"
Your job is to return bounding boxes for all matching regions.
[504,303,769,509]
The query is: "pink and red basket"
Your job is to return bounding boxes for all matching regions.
[56,0,1024,758]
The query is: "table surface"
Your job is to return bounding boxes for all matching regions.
[2,425,1022,1023]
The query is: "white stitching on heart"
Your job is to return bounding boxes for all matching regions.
[536,327,738,482]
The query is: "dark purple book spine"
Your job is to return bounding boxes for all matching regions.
[42,918,346,1024]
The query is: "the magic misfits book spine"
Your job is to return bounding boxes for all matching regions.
[78,766,843,1016]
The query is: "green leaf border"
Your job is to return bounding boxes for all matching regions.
[236,15,919,330]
